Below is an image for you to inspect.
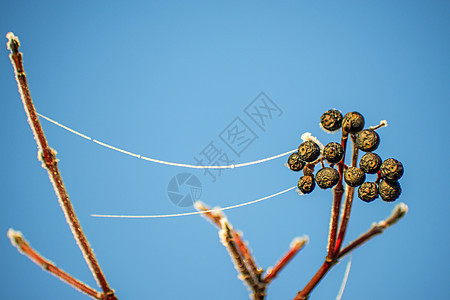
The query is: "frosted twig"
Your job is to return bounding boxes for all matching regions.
[196,202,262,283]
[7,32,116,300]
[219,220,265,300]
[194,201,224,227]
[338,203,408,259]
[294,203,408,300]
[333,134,358,256]
[7,229,102,299]
[326,133,348,261]
[370,120,388,130]
[263,236,308,284]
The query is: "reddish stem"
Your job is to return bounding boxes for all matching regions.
[326,134,348,261]
[7,33,116,299]
[263,237,307,284]
[8,229,102,299]
[294,261,335,300]
[232,231,262,278]
[338,203,408,259]
[334,134,358,256]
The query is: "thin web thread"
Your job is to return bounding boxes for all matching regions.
[91,186,297,219]
[336,255,352,300]
[37,113,296,169]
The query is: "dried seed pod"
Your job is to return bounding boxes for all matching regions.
[358,182,379,202]
[298,175,315,194]
[342,111,365,134]
[323,142,344,164]
[320,109,343,132]
[344,167,366,187]
[355,129,380,152]
[380,158,404,182]
[287,152,306,172]
[379,179,402,202]
[359,152,382,174]
[298,140,320,162]
[315,167,340,189]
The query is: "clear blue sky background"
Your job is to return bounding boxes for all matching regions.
[1,1,449,299]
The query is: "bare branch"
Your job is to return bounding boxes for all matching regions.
[219,220,265,299]
[338,203,408,259]
[333,134,358,256]
[7,229,102,299]
[326,134,348,261]
[6,32,116,299]
[263,236,308,284]
[195,201,262,279]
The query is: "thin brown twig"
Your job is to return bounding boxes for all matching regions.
[263,236,308,284]
[333,134,358,256]
[232,231,262,279]
[194,201,223,227]
[294,202,408,300]
[7,229,102,299]
[326,134,348,261]
[294,134,349,300]
[6,32,116,299]
[338,203,408,259]
[195,201,262,281]
[220,220,265,300]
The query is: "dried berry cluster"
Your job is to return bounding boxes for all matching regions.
[287,109,404,202]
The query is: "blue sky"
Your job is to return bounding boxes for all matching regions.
[1,1,449,299]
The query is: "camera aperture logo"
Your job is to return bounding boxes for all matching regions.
[167,173,202,207]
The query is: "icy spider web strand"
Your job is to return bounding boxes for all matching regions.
[336,255,352,300]
[37,113,296,169]
[91,186,297,219]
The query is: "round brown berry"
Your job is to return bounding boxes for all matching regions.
[359,152,382,174]
[355,129,380,152]
[287,152,306,171]
[298,140,321,163]
[315,167,340,189]
[298,175,315,194]
[342,112,365,134]
[380,158,404,182]
[323,142,344,164]
[320,109,343,132]
[379,179,401,202]
[358,182,379,202]
[344,167,366,187]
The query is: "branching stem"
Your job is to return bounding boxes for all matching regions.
[326,134,348,261]
[333,134,358,256]
[338,203,408,259]
[6,32,116,300]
